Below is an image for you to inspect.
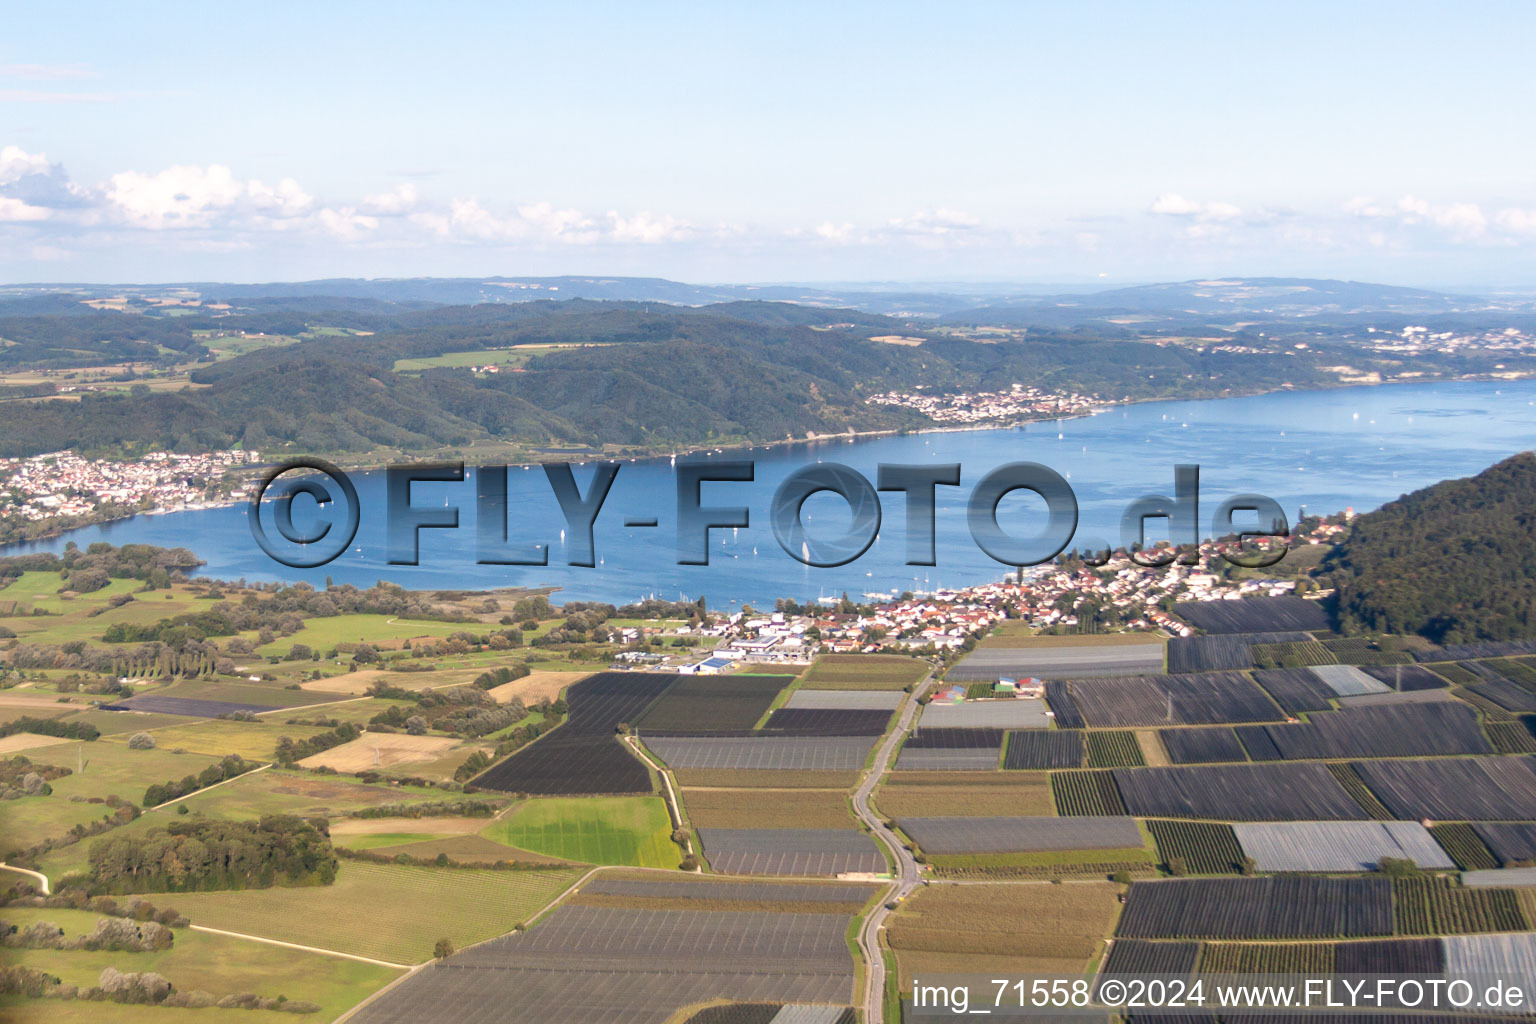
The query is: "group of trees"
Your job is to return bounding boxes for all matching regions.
[273,723,361,766]
[141,755,259,808]
[86,815,336,894]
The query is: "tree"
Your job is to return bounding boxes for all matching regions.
[285,643,312,662]
[127,732,156,750]
[433,937,455,959]
[405,716,428,736]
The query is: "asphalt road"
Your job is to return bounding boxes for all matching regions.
[851,660,937,1023]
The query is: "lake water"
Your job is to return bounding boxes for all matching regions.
[9,379,1536,608]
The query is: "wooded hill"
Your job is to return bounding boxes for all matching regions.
[1326,452,1536,643]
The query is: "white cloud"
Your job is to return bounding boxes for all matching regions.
[0,196,49,222]
[1150,194,1244,224]
[1496,208,1536,236]
[359,183,419,216]
[0,145,52,186]
[103,164,313,229]
[1149,193,1203,216]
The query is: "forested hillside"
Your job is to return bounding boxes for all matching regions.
[1326,452,1536,642]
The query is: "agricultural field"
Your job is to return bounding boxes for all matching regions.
[761,707,892,735]
[1199,941,1337,974]
[1100,938,1200,977]
[1116,876,1394,939]
[636,674,790,732]
[294,733,465,773]
[673,769,860,789]
[1233,820,1455,872]
[875,771,1053,818]
[898,815,1144,855]
[168,860,583,964]
[1171,596,1331,634]
[485,669,590,705]
[781,689,902,711]
[1252,666,1337,714]
[128,718,332,760]
[1430,823,1501,870]
[797,654,928,690]
[1359,663,1450,690]
[1146,820,1245,875]
[1002,730,1084,769]
[887,882,1122,990]
[1392,876,1528,935]
[1471,822,1536,865]
[1061,672,1283,728]
[0,905,402,1021]
[696,827,884,875]
[1352,756,1536,820]
[1050,770,1127,816]
[645,735,876,771]
[472,672,675,794]
[680,787,855,829]
[916,698,1049,729]
[481,795,678,868]
[347,894,860,1024]
[896,727,1004,771]
[1085,730,1145,768]
[1239,701,1493,760]
[1159,727,1248,764]
[948,633,1164,681]
[1113,762,1367,821]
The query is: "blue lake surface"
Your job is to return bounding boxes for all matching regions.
[9,379,1535,608]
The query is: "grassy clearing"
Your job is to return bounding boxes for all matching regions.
[889,882,1122,991]
[0,906,401,1021]
[481,795,678,868]
[253,614,472,657]
[799,654,928,690]
[680,788,854,829]
[135,719,331,759]
[875,772,1054,818]
[169,860,583,964]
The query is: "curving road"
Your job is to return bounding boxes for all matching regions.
[851,660,938,1023]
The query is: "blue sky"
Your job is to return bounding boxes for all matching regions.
[2,1,1534,286]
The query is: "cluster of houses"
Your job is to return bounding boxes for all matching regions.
[0,449,260,522]
[864,382,1106,424]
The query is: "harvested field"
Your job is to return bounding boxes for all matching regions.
[1242,701,1492,760]
[374,833,573,865]
[487,670,591,705]
[1360,664,1450,691]
[1233,821,1454,872]
[1172,596,1330,634]
[350,903,859,1024]
[889,882,1121,986]
[1002,730,1084,769]
[1051,770,1126,816]
[1472,822,1536,865]
[761,708,892,735]
[1085,730,1145,768]
[637,674,790,732]
[1116,876,1393,939]
[171,860,582,964]
[875,772,1054,818]
[1100,939,1199,977]
[782,689,903,711]
[1352,757,1536,821]
[297,668,464,695]
[1199,942,1335,974]
[1064,672,1282,727]
[1252,667,1336,715]
[1159,727,1248,764]
[473,672,676,795]
[917,698,1050,729]
[681,788,855,830]
[697,828,884,876]
[297,733,463,772]
[1393,875,1527,935]
[948,639,1164,681]
[799,655,927,689]
[899,815,1141,855]
[674,769,860,789]
[646,735,876,771]
[0,732,70,754]
[1431,823,1501,870]
[1147,820,1244,875]
[1114,763,1365,821]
